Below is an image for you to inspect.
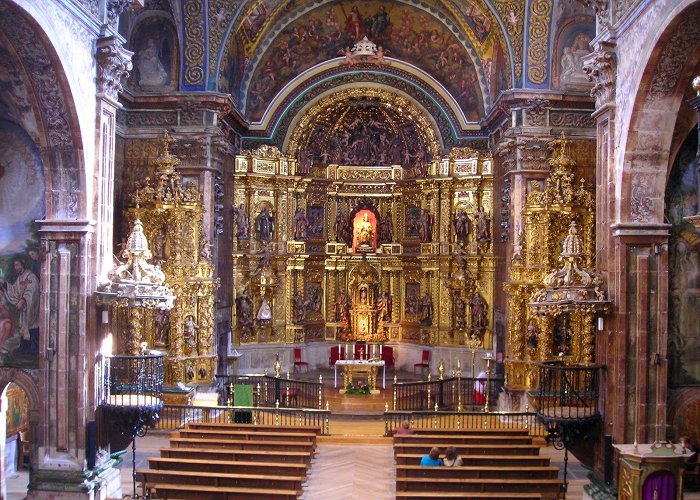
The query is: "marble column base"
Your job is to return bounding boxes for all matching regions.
[27,459,122,500]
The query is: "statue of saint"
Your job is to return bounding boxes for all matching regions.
[356,213,374,248]
[472,206,491,242]
[419,292,433,326]
[379,212,393,243]
[418,209,434,242]
[293,206,308,240]
[453,209,469,244]
[377,291,392,322]
[470,292,488,334]
[256,207,274,242]
[233,203,250,239]
[454,296,466,330]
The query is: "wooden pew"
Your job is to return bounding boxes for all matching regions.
[397,428,531,436]
[160,447,312,465]
[393,434,534,445]
[396,493,542,499]
[395,464,559,479]
[146,483,297,499]
[147,457,308,477]
[395,453,551,467]
[186,422,322,435]
[168,437,315,453]
[136,469,304,496]
[175,428,317,444]
[393,443,541,456]
[396,477,563,499]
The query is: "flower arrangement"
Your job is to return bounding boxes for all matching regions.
[345,380,370,395]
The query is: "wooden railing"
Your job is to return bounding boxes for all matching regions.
[157,404,330,434]
[217,374,325,409]
[384,410,546,437]
[393,376,504,411]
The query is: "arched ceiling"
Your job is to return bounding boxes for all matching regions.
[216,0,516,137]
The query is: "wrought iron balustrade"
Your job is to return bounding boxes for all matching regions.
[217,373,325,409]
[535,361,601,423]
[393,376,504,411]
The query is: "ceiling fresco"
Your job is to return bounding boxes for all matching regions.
[214,0,517,125]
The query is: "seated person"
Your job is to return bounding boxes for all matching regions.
[681,436,699,470]
[395,420,415,435]
[420,446,443,466]
[443,446,463,467]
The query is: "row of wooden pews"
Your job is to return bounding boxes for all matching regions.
[394,427,564,500]
[136,422,320,499]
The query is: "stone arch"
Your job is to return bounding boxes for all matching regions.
[619,2,700,225]
[0,0,85,220]
[0,367,40,497]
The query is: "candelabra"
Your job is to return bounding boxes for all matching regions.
[465,334,481,380]
[482,353,494,412]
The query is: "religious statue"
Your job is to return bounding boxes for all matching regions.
[454,296,466,330]
[526,319,539,350]
[419,292,433,326]
[469,292,488,335]
[377,291,392,322]
[183,315,198,352]
[418,208,434,242]
[472,206,491,242]
[233,203,250,239]
[252,242,273,276]
[335,290,350,322]
[453,209,470,243]
[235,289,254,330]
[154,309,170,345]
[256,207,274,242]
[378,212,393,243]
[356,213,375,249]
[293,291,306,324]
[293,206,308,240]
[334,211,345,243]
[257,297,272,325]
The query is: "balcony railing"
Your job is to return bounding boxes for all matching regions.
[535,361,602,422]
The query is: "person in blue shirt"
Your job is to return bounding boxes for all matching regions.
[419,447,443,466]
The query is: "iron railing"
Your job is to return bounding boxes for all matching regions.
[101,353,164,409]
[535,361,602,421]
[157,404,330,434]
[393,376,504,411]
[384,410,546,437]
[217,374,325,409]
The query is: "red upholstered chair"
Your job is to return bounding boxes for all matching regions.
[413,349,430,375]
[293,347,309,373]
[329,346,345,368]
[381,346,394,368]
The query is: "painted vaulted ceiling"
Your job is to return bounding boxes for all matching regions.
[130,0,594,146]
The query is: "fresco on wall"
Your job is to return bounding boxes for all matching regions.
[553,21,594,89]
[665,128,700,386]
[0,119,44,368]
[129,16,178,90]
[242,1,484,122]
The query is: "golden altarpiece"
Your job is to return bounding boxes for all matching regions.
[112,134,220,385]
[504,135,608,391]
[231,138,497,351]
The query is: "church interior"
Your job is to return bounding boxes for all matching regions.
[0,0,699,498]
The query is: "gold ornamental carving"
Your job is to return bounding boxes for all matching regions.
[527,0,553,84]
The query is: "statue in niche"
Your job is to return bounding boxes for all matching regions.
[378,212,393,243]
[418,209,434,242]
[419,292,433,326]
[470,292,488,335]
[560,32,592,86]
[233,203,250,239]
[257,297,272,325]
[293,291,306,324]
[236,289,254,328]
[356,213,375,249]
[155,225,167,259]
[183,315,198,353]
[154,309,170,345]
[472,206,491,242]
[256,207,274,242]
[526,319,539,351]
[335,290,350,322]
[377,291,392,322]
[453,209,470,244]
[293,206,309,240]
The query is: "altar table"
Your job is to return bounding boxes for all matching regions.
[334,359,386,392]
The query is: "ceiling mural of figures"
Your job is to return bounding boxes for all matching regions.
[216,0,514,123]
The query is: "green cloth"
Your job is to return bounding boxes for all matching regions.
[233,384,253,407]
